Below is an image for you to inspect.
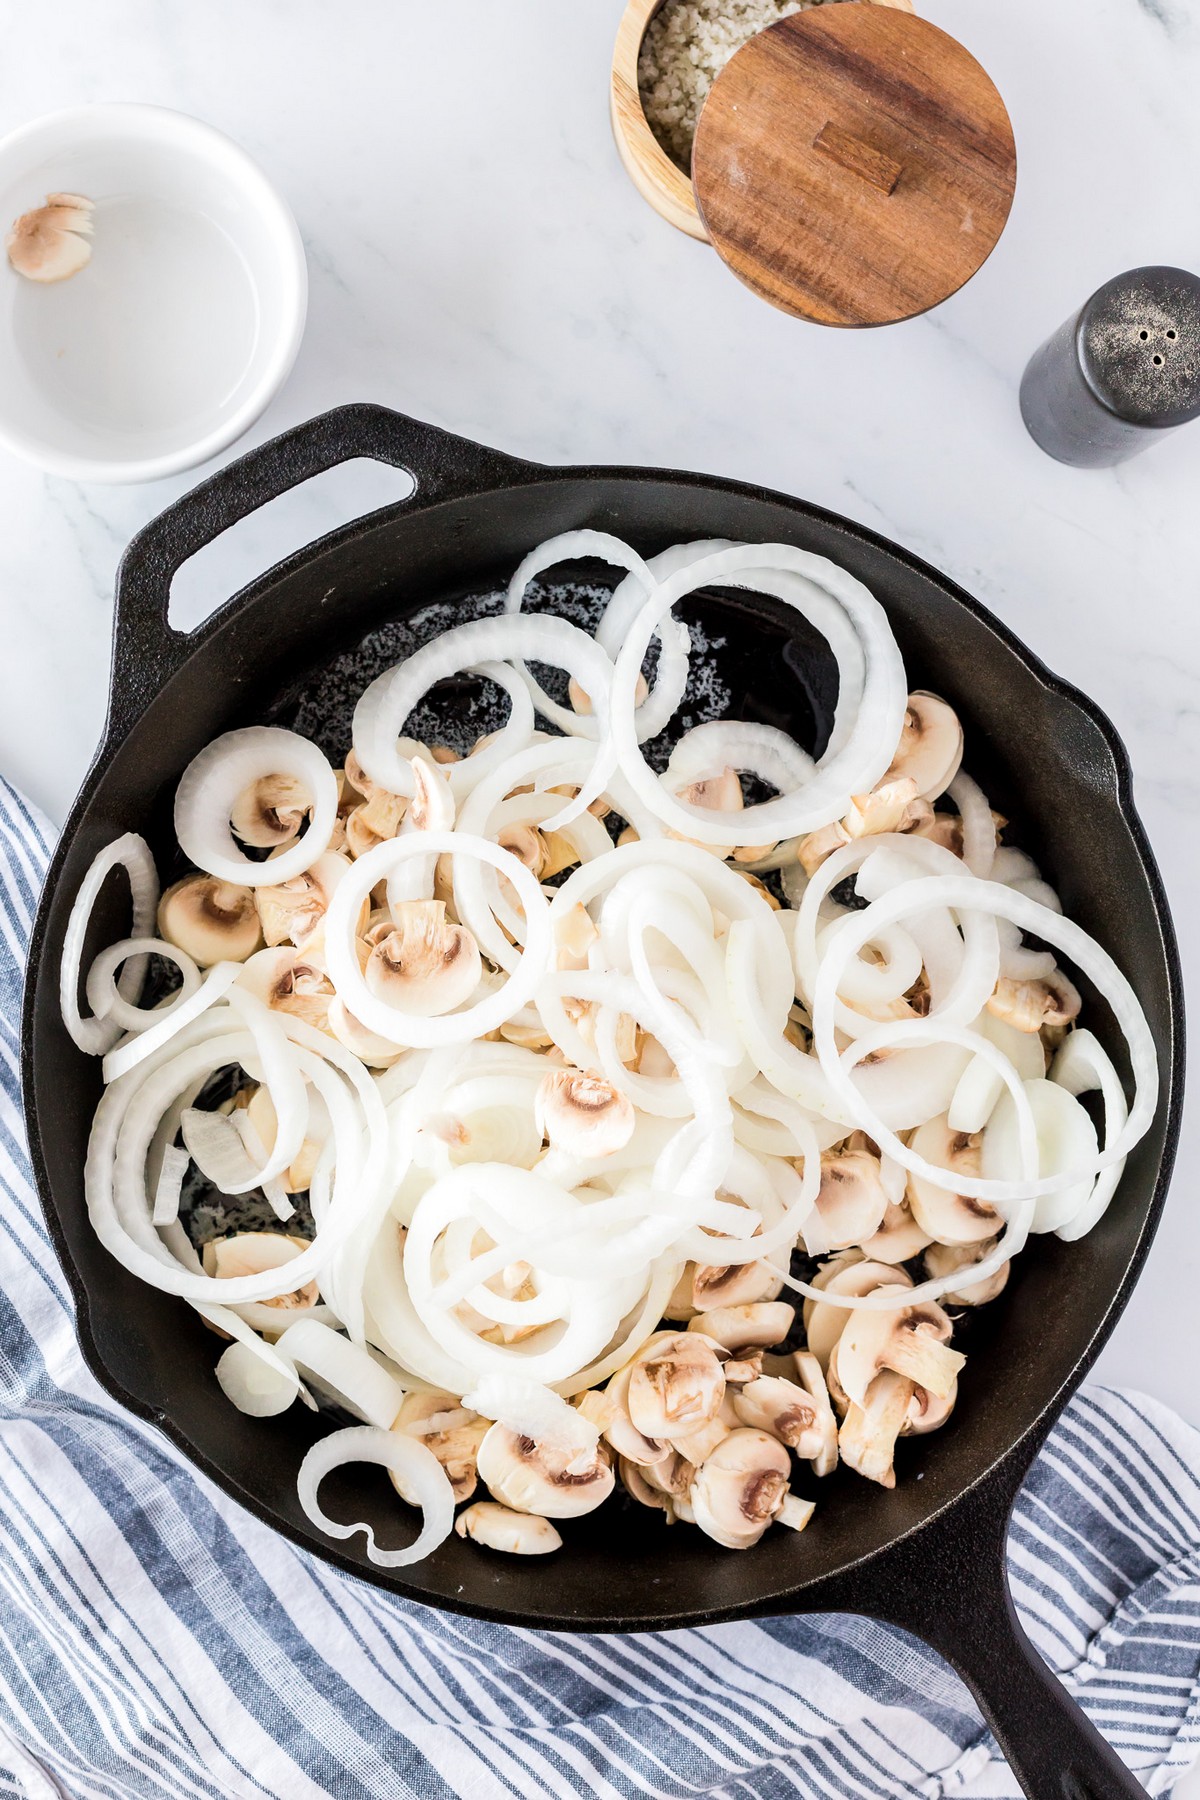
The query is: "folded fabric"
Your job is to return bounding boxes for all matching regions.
[2,776,1197,1800]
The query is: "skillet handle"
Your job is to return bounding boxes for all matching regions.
[818,1442,1144,1799]
[107,402,537,739]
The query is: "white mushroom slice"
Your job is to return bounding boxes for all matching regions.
[392,1392,488,1504]
[455,1501,561,1554]
[691,1258,783,1312]
[807,1149,890,1254]
[230,773,312,849]
[886,693,964,800]
[906,1114,1000,1246]
[569,672,648,716]
[858,1200,932,1265]
[365,901,482,1018]
[792,1350,839,1477]
[778,1492,816,1532]
[627,1332,726,1441]
[690,1429,791,1550]
[242,1086,328,1195]
[732,1375,825,1457]
[836,1289,964,1407]
[6,191,93,282]
[841,775,920,840]
[668,1414,731,1465]
[987,969,1082,1035]
[237,946,335,1030]
[838,1371,915,1489]
[158,875,263,967]
[674,768,744,814]
[801,1257,910,1371]
[534,1069,635,1158]
[688,1302,794,1356]
[722,1354,763,1385]
[593,1365,670,1465]
[475,1425,613,1518]
[923,1238,1010,1306]
[254,853,356,948]
[797,820,852,877]
[663,1262,699,1322]
[618,1458,673,1511]
[407,757,452,832]
[903,1379,957,1436]
[640,1449,696,1499]
[326,998,404,1068]
[555,901,599,971]
[201,1233,318,1311]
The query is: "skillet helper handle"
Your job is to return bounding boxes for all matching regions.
[107,402,536,739]
[833,1446,1145,1800]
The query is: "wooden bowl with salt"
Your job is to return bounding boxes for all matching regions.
[610,0,916,242]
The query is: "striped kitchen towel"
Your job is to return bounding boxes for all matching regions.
[1,772,1198,1800]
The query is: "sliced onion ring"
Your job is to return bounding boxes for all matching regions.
[297,1425,455,1568]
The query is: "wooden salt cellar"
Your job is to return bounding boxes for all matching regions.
[691,6,1017,327]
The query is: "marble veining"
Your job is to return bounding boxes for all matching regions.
[0,2,1198,1507]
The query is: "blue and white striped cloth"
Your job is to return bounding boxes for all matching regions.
[1,775,1198,1800]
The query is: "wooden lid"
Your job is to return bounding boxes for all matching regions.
[691,6,1017,328]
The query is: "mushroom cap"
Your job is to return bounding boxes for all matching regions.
[254,852,355,949]
[158,874,262,967]
[886,693,964,801]
[836,1289,964,1409]
[923,1237,1010,1306]
[626,1332,726,1441]
[842,775,919,840]
[692,1258,784,1312]
[618,1458,673,1511]
[801,1257,911,1370]
[690,1429,791,1549]
[365,900,482,1019]
[230,772,311,849]
[858,1200,932,1265]
[906,1114,999,1245]
[392,1392,488,1504]
[808,1149,890,1254]
[687,1301,794,1356]
[534,1068,636,1159]
[903,1379,958,1436]
[731,1375,824,1454]
[476,1425,614,1519]
[454,1501,562,1555]
[237,945,335,1029]
[599,1364,670,1466]
[987,969,1082,1035]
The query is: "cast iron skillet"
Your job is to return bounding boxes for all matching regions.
[23,405,1182,1800]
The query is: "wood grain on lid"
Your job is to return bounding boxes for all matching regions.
[691,6,1017,327]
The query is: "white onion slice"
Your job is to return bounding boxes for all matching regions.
[101,961,244,1084]
[272,1320,406,1429]
[86,936,201,1035]
[297,1425,455,1568]
[61,835,159,1054]
[174,727,338,886]
[151,1142,189,1229]
[1051,1028,1129,1242]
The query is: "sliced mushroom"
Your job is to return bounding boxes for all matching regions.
[903,1379,958,1436]
[690,1429,791,1549]
[802,1255,911,1370]
[663,1262,699,1322]
[406,757,452,832]
[596,1365,670,1465]
[6,192,93,282]
[230,774,311,849]
[910,811,964,857]
[241,1085,326,1194]
[923,1238,1010,1306]
[886,693,964,800]
[534,1069,635,1158]
[674,768,743,814]
[475,1425,614,1518]
[237,946,335,1029]
[858,1200,932,1265]
[626,1332,726,1441]
[906,1114,999,1246]
[808,1149,890,1253]
[721,1354,764,1385]
[201,1232,318,1310]
[365,900,482,1018]
[841,775,920,840]
[732,1375,826,1457]
[345,791,408,858]
[730,869,782,909]
[792,1349,839,1477]
[639,1449,696,1499]
[455,1501,561,1554]
[692,1258,783,1312]
[838,1371,915,1489]
[326,997,403,1068]
[555,901,599,971]
[619,1457,673,1512]
[689,1301,794,1356]
[836,1289,964,1407]
[987,970,1082,1035]
[158,875,263,967]
[667,1412,731,1466]
[797,820,852,877]
[254,852,357,949]
[778,1492,816,1533]
[391,1392,488,1504]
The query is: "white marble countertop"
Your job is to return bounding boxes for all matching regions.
[1,0,1198,1726]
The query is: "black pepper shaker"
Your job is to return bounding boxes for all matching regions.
[1020,265,1200,467]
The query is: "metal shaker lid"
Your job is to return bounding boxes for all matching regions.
[1077,266,1200,429]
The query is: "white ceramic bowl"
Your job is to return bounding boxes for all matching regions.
[0,104,307,483]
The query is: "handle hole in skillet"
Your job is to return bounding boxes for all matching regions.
[168,460,415,634]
